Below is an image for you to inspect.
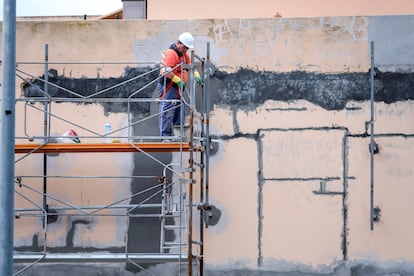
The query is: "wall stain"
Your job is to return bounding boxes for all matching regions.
[22,67,159,115]
[22,67,413,112]
[215,68,414,110]
[66,219,90,248]
[68,22,93,29]
[15,233,125,254]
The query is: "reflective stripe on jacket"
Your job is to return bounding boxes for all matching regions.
[160,44,191,83]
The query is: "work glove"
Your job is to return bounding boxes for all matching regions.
[172,75,186,90]
[194,71,204,86]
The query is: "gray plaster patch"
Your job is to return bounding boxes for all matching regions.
[23,65,414,113]
[22,67,159,116]
[368,15,414,71]
[215,68,414,110]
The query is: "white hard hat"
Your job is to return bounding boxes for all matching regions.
[178,32,194,49]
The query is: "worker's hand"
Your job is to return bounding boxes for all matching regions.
[172,75,186,90]
[194,71,204,86]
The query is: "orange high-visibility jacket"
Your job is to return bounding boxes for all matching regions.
[160,45,191,83]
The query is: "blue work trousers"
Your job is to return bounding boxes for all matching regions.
[158,83,183,137]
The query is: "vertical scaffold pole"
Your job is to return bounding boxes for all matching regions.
[199,55,206,276]
[43,44,49,228]
[0,0,16,275]
[369,41,375,231]
[187,50,195,276]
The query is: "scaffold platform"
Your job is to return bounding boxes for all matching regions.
[14,142,201,154]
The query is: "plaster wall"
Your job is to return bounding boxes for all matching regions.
[4,15,414,275]
[147,0,414,20]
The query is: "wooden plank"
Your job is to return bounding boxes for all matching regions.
[14,142,199,154]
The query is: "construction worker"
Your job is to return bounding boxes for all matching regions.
[157,32,204,138]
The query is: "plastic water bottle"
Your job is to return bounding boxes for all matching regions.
[104,122,111,143]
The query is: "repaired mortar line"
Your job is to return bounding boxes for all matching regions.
[265,107,308,111]
[256,129,264,268]
[232,107,240,134]
[263,177,341,182]
[345,107,363,111]
[212,132,258,141]
[312,191,344,196]
[349,133,414,138]
[212,126,351,267]
[255,126,350,267]
[341,130,350,261]
[214,127,345,141]
[218,124,414,140]
[259,126,349,132]
[264,177,349,196]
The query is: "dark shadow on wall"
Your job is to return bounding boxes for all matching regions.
[125,90,176,272]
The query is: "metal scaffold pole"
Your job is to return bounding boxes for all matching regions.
[187,50,195,276]
[12,42,211,275]
[0,0,17,275]
[43,44,49,229]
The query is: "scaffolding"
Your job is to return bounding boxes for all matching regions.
[11,44,212,276]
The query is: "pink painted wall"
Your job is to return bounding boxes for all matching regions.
[6,15,414,274]
[147,0,414,20]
